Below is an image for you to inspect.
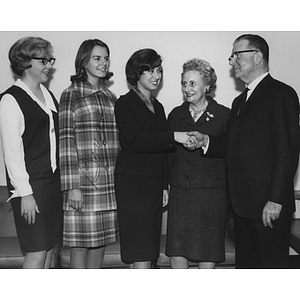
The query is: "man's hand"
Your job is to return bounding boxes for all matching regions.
[162,189,169,207]
[174,132,198,148]
[187,131,208,149]
[262,201,282,228]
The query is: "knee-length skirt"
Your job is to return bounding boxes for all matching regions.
[63,209,118,248]
[11,176,63,253]
[115,174,163,263]
[166,186,227,263]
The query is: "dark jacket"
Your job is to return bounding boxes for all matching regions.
[168,97,230,189]
[207,75,300,218]
[114,89,176,188]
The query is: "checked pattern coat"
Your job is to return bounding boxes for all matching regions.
[59,80,120,212]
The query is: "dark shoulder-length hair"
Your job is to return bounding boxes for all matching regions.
[125,48,163,87]
[9,36,53,77]
[70,39,113,82]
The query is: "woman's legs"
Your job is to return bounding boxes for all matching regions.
[71,246,106,268]
[86,246,106,269]
[23,250,48,269]
[198,262,215,269]
[133,261,151,269]
[170,257,215,269]
[170,256,189,269]
[44,248,54,268]
[70,247,88,268]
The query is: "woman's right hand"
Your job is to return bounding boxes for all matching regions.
[174,132,197,147]
[68,189,83,211]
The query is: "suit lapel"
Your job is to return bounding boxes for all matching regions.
[232,75,272,121]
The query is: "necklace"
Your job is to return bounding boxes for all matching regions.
[190,102,208,121]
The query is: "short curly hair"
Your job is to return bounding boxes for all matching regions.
[125,48,163,86]
[182,58,217,93]
[9,36,53,77]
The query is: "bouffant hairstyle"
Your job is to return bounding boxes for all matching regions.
[70,39,113,82]
[182,58,217,93]
[125,48,163,87]
[9,36,53,77]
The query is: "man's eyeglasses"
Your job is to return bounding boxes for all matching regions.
[31,57,56,65]
[228,50,258,61]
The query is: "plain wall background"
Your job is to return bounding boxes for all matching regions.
[0,31,300,190]
[1,0,300,293]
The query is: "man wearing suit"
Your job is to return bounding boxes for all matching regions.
[188,34,300,268]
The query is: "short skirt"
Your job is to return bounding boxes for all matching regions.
[63,210,119,248]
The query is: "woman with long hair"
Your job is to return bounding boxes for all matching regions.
[59,39,119,268]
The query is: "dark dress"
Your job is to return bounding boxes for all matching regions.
[166,98,230,263]
[2,86,63,253]
[114,89,176,263]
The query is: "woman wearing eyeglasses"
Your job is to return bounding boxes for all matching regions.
[0,36,63,268]
[58,39,119,268]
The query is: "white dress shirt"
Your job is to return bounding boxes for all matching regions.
[0,79,57,201]
[203,72,269,153]
[245,72,269,101]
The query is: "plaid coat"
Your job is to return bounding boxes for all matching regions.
[59,80,120,212]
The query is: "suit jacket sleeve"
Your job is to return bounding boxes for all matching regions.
[267,84,300,205]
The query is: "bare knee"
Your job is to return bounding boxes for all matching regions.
[170,256,189,269]
[23,251,47,269]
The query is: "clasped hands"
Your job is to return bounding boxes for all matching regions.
[174,131,208,150]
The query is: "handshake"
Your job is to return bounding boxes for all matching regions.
[174,131,208,151]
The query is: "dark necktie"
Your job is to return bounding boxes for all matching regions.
[238,87,249,115]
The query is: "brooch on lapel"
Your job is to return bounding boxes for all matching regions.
[205,112,214,122]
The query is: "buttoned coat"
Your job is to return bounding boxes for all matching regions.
[207,75,300,218]
[114,89,176,188]
[59,80,120,212]
[168,97,230,190]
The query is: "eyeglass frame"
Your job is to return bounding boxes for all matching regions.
[228,50,258,62]
[31,57,56,65]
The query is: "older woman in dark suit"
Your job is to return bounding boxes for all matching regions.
[114,48,193,269]
[166,58,230,268]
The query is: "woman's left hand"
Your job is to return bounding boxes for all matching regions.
[163,189,169,207]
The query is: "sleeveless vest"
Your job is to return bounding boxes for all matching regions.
[1,86,59,189]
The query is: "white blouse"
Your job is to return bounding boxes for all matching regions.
[0,79,57,200]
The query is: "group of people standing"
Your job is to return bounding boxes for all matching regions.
[0,33,299,269]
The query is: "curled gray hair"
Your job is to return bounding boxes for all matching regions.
[182,58,217,93]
